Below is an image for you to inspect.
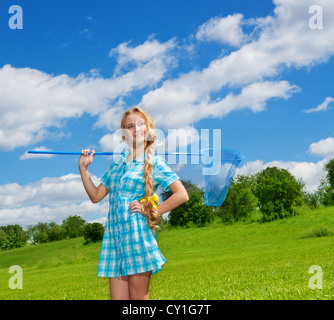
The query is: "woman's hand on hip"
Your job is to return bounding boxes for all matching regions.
[129,200,147,217]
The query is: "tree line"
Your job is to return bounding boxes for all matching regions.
[164,158,334,226]
[1,158,333,250]
[0,216,104,250]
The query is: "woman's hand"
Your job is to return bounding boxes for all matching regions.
[129,200,147,217]
[79,149,95,170]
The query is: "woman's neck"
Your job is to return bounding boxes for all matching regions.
[127,144,146,162]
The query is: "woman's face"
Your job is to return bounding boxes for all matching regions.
[123,113,148,147]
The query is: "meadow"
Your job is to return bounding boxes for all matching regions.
[0,206,333,300]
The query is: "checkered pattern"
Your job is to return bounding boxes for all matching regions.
[97,148,180,278]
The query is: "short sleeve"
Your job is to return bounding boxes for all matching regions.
[153,156,180,192]
[100,165,113,190]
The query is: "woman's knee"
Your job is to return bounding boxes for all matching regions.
[109,276,129,300]
[129,288,149,300]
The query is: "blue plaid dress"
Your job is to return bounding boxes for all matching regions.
[97,148,180,278]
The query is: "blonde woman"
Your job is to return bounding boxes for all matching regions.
[79,107,189,300]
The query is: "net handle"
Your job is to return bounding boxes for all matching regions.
[27,148,245,161]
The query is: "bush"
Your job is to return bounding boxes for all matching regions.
[301,226,334,239]
[219,176,258,223]
[47,222,66,242]
[33,231,49,244]
[0,224,28,250]
[0,229,8,250]
[303,191,321,209]
[84,223,104,244]
[25,222,49,244]
[62,215,86,239]
[314,178,334,207]
[168,180,215,227]
[25,222,66,244]
[324,158,334,189]
[253,167,304,221]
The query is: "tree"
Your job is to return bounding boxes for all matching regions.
[253,167,304,221]
[34,231,49,244]
[315,177,334,206]
[303,190,321,208]
[0,224,28,250]
[47,222,66,242]
[61,215,86,238]
[219,175,258,223]
[25,221,68,244]
[321,159,334,206]
[324,158,334,189]
[25,222,50,244]
[0,229,8,250]
[166,180,215,227]
[84,223,104,244]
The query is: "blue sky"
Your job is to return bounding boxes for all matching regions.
[1,0,334,226]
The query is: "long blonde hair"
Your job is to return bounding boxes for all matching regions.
[120,107,160,231]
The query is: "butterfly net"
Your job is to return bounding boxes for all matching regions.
[161,148,245,207]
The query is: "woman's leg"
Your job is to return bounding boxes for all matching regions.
[128,271,152,300]
[109,275,130,300]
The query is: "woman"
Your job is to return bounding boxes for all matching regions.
[79,107,189,300]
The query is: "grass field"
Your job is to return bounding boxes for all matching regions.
[0,206,333,300]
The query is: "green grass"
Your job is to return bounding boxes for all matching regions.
[1,206,334,300]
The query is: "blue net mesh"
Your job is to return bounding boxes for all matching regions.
[202,148,245,206]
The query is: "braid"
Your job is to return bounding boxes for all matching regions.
[142,135,160,231]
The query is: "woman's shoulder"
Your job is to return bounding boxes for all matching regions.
[105,155,123,172]
[151,153,164,163]
[151,153,170,168]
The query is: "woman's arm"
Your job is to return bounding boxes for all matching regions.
[157,180,189,216]
[129,180,188,216]
[79,149,109,203]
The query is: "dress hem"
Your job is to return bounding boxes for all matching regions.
[96,260,165,278]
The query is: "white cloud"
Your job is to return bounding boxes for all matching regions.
[20,146,54,160]
[196,14,246,46]
[0,174,90,208]
[0,174,108,227]
[94,100,126,131]
[0,202,108,228]
[165,126,200,151]
[198,81,299,119]
[308,137,334,158]
[138,0,334,128]
[98,132,130,162]
[2,1,334,150]
[0,37,177,151]
[109,37,177,74]
[303,97,334,113]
